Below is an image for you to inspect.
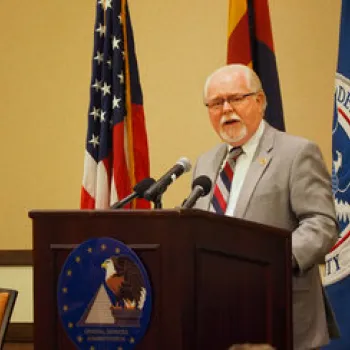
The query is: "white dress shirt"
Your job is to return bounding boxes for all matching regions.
[225,120,265,216]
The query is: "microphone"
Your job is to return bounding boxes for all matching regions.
[181,175,212,209]
[110,177,156,209]
[143,157,192,202]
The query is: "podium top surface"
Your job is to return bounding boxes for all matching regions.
[29,208,289,238]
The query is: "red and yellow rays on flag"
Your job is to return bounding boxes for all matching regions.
[227,0,285,131]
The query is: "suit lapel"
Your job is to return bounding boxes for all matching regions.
[234,123,276,218]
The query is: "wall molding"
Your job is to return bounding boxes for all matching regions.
[6,322,33,343]
[0,250,32,266]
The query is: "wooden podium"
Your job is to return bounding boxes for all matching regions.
[29,209,292,350]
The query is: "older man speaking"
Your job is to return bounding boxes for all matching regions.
[192,64,338,350]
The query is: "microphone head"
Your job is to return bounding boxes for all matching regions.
[192,175,212,196]
[176,157,192,172]
[133,177,156,197]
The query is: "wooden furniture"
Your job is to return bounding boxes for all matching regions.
[29,209,292,349]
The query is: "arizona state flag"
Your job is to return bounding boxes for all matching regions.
[323,1,350,348]
[227,0,284,131]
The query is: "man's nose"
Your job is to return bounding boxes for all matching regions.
[222,99,233,113]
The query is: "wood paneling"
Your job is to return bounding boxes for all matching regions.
[3,344,33,350]
[6,323,33,343]
[0,251,32,266]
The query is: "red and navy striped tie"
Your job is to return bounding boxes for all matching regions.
[210,147,243,214]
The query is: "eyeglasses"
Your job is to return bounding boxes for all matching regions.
[205,92,259,110]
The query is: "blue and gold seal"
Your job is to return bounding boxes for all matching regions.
[57,237,152,349]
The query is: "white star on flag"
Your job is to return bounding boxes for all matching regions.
[90,107,101,120]
[101,82,111,96]
[112,36,121,50]
[98,0,112,10]
[96,23,106,37]
[100,111,106,122]
[88,134,100,148]
[105,0,112,9]
[92,79,102,91]
[94,51,104,64]
[117,72,124,84]
[113,96,121,109]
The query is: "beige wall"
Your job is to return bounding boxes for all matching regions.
[0,267,33,322]
[0,0,341,249]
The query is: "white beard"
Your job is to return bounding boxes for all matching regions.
[219,114,247,143]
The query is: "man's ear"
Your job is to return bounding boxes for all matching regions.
[256,91,266,112]
[256,90,265,103]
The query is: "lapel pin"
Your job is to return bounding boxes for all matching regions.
[259,158,267,166]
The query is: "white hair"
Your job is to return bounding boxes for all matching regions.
[203,64,267,111]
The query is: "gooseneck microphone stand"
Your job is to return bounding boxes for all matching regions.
[153,194,163,209]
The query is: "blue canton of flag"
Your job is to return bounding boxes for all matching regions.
[81,0,150,209]
[323,1,350,349]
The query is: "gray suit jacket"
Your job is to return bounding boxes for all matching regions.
[192,122,338,350]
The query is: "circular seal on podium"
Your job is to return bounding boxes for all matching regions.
[57,237,152,349]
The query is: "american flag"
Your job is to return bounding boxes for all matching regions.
[81,0,150,209]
